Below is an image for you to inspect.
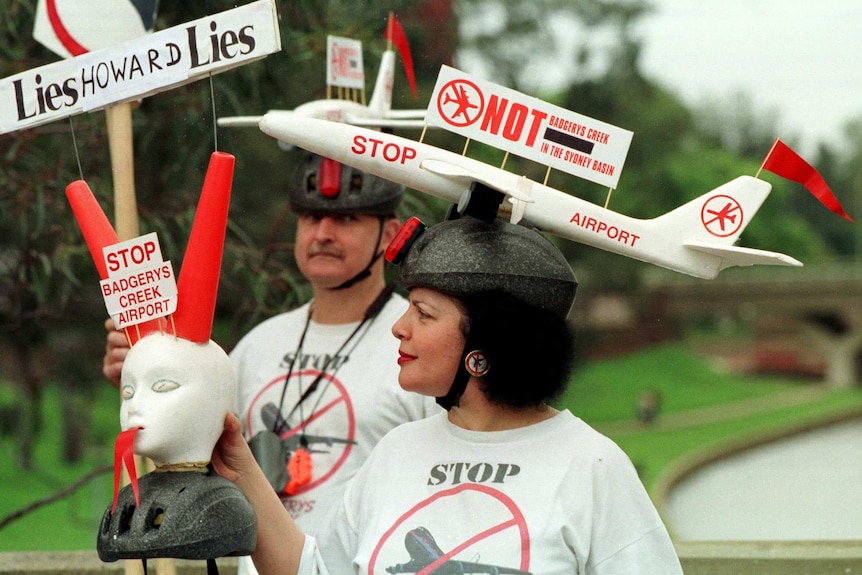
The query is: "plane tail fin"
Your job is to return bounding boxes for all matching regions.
[654,175,802,272]
[368,50,396,117]
[369,14,418,117]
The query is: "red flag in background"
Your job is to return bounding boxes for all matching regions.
[761,138,854,223]
[387,12,418,99]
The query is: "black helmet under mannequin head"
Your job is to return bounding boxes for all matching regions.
[387,215,578,409]
[289,152,404,216]
[98,469,256,563]
[291,153,404,290]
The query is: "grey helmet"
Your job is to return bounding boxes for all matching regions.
[97,469,256,562]
[290,153,404,215]
[388,216,577,319]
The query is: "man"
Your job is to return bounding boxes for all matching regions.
[103,153,437,568]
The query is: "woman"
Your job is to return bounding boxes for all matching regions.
[213,215,684,574]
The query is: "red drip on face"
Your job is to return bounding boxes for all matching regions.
[112,426,142,514]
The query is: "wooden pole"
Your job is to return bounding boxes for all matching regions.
[105,103,139,241]
[105,101,176,575]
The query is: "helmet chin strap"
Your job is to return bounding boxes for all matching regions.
[436,334,479,410]
[436,362,470,410]
[331,216,386,291]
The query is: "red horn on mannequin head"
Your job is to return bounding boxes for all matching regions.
[167,151,235,344]
[65,180,162,344]
[65,181,120,280]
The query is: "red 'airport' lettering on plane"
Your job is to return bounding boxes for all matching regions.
[569,213,640,247]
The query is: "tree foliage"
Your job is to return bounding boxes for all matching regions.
[0,0,449,467]
[1,0,859,467]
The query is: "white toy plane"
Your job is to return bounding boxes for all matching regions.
[218,14,426,131]
[257,114,803,280]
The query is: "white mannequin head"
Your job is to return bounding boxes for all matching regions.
[119,332,235,467]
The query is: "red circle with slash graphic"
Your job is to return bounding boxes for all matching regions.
[368,483,531,575]
[436,79,485,127]
[246,370,356,496]
[46,0,89,55]
[701,194,744,237]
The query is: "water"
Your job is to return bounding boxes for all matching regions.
[664,418,862,540]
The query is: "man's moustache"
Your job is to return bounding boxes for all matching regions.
[309,246,343,257]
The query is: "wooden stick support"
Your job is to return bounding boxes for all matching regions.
[106,102,176,575]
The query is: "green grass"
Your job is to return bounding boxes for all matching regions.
[611,389,862,491]
[0,383,118,551]
[1,342,860,551]
[555,343,862,495]
[558,344,800,422]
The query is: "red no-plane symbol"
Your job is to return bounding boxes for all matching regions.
[246,371,356,496]
[436,79,485,127]
[701,195,744,237]
[368,484,531,575]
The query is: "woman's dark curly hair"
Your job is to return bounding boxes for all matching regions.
[459,289,576,409]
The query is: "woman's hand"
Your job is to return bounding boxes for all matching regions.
[211,412,257,483]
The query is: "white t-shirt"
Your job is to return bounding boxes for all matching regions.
[230,293,437,536]
[300,409,682,575]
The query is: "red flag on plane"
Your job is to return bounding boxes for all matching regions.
[386,12,417,99]
[760,138,853,223]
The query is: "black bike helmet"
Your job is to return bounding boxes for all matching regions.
[98,469,256,562]
[289,152,404,215]
[389,216,577,319]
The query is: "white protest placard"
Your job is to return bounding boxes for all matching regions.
[425,65,633,189]
[326,36,364,90]
[33,0,159,58]
[1,0,281,135]
[100,232,177,329]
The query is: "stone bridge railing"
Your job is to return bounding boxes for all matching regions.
[3,543,862,575]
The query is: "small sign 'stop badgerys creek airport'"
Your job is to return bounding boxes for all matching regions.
[425,65,633,189]
[0,0,280,135]
[100,232,178,329]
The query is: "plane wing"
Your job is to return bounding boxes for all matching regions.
[217,115,262,128]
[219,39,430,131]
[344,115,427,129]
[421,159,535,204]
[683,240,802,271]
[217,112,427,130]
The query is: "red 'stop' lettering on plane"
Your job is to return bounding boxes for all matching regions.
[351,134,417,164]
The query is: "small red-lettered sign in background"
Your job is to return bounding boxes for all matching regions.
[100,232,177,329]
[327,35,364,90]
[369,483,531,575]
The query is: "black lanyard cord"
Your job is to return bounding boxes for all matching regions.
[275,283,396,431]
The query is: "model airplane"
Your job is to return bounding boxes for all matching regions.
[386,527,531,575]
[260,402,355,454]
[256,114,803,280]
[218,13,425,131]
